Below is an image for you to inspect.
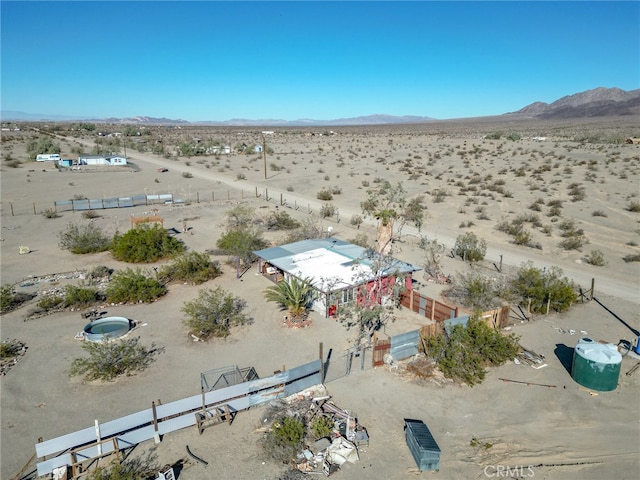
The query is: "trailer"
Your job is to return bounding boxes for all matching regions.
[36,154,61,162]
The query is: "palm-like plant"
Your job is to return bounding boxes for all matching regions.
[263,276,314,319]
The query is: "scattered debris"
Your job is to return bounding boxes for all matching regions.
[626,361,640,377]
[499,378,556,388]
[516,346,547,369]
[578,387,599,396]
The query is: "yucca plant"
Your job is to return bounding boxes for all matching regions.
[263,276,314,319]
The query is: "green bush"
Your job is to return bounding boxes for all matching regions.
[37,294,64,311]
[64,285,101,307]
[158,251,222,285]
[454,232,487,262]
[264,210,301,231]
[106,268,167,303]
[424,315,520,386]
[26,136,60,160]
[510,263,577,313]
[70,336,164,381]
[622,253,640,263]
[261,416,306,463]
[59,222,111,254]
[311,415,334,439]
[182,287,251,339]
[110,224,185,263]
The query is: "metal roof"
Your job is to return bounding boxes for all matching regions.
[254,238,419,292]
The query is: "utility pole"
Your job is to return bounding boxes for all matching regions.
[262,134,267,179]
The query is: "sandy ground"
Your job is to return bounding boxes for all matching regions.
[1,119,639,479]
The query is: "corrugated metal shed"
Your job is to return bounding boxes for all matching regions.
[404,419,441,471]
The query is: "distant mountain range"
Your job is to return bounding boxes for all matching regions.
[512,87,640,119]
[2,87,638,125]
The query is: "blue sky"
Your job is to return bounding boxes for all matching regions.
[1,1,638,121]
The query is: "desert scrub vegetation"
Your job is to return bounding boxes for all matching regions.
[316,188,333,200]
[70,336,164,382]
[510,263,577,313]
[58,222,112,254]
[584,250,606,266]
[626,200,640,212]
[0,338,26,359]
[158,251,222,285]
[453,232,487,262]
[622,253,640,263]
[263,210,301,231]
[319,203,336,218]
[41,208,60,219]
[423,314,520,386]
[105,268,167,303]
[261,414,306,463]
[111,224,185,263]
[182,287,252,339]
[0,284,36,313]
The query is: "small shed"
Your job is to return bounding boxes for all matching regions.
[404,419,440,471]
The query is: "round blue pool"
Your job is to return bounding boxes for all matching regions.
[83,316,131,342]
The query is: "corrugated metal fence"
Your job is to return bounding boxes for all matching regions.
[35,359,322,477]
[54,194,174,212]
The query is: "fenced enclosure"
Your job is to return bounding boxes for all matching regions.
[53,194,175,213]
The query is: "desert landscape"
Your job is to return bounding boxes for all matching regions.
[1,115,639,480]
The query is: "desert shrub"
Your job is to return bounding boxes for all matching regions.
[454,232,487,262]
[42,208,60,219]
[0,285,36,313]
[110,224,185,263]
[319,203,336,218]
[265,211,300,231]
[37,294,64,311]
[82,210,101,219]
[236,172,246,180]
[59,222,111,254]
[622,253,640,263]
[216,227,268,271]
[84,456,156,480]
[158,251,221,285]
[106,268,167,303]
[559,235,586,250]
[64,285,101,307]
[69,336,164,381]
[310,415,334,439]
[626,201,640,212]
[484,132,502,140]
[512,228,533,246]
[348,233,372,249]
[225,203,256,228]
[89,265,113,281]
[510,263,577,313]
[26,136,60,160]
[262,416,306,463]
[424,315,520,386]
[584,250,606,266]
[0,339,25,358]
[591,210,607,217]
[350,214,363,228]
[182,287,251,339]
[316,189,333,201]
[181,171,193,178]
[444,270,506,310]
[506,132,521,141]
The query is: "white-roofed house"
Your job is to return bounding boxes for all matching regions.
[254,238,420,318]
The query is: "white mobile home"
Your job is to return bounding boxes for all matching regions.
[36,154,61,162]
[78,155,128,166]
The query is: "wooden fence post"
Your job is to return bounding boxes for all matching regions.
[196,192,200,203]
[33,203,36,215]
[590,278,595,300]
[10,202,14,216]
[430,299,436,321]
